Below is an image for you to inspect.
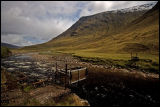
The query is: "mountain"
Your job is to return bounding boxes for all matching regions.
[53,2,156,39]
[23,2,159,55]
[118,2,159,53]
[1,42,21,49]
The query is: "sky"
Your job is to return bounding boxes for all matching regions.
[1,1,157,46]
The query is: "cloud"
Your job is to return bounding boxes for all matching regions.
[1,1,77,46]
[79,1,157,17]
[1,34,34,46]
[1,1,157,46]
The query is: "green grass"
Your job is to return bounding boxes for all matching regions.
[73,52,159,74]
[23,86,32,92]
[70,51,159,63]
[1,69,7,84]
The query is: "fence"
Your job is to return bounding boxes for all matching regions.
[54,64,88,88]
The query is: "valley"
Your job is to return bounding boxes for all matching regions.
[1,1,159,106]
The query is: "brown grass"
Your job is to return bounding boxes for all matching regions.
[82,66,159,96]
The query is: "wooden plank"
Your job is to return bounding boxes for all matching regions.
[71,77,86,84]
[70,68,87,84]
[79,69,86,80]
[70,71,78,83]
[70,68,86,72]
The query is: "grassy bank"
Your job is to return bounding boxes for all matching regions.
[72,52,159,74]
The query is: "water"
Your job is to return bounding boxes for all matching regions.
[1,53,54,81]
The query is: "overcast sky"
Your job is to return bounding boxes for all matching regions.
[1,1,157,46]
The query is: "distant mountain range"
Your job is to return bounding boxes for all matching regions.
[1,42,21,49]
[23,2,159,55]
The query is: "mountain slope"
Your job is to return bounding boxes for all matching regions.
[22,2,158,56]
[116,2,159,53]
[52,2,156,39]
[81,2,159,54]
[1,42,20,49]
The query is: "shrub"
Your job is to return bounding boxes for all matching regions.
[1,46,12,58]
[24,86,32,92]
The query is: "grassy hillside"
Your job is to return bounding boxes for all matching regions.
[53,10,147,38]
[17,3,159,70]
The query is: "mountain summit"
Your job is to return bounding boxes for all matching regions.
[52,2,156,39]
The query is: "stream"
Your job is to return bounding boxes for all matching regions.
[1,53,55,84]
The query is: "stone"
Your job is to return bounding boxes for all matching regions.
[3,61,15,63]
[7,68,16,71]
[30,73,40,77]
[129,94,134,98]
[40,64,48,67]
[101,93,106,98]
[17,62,26,65]
[25,62,32,64]
[18,66,30,69]
[95,87,98,91]
[1,66,5,69]
[51,67,56,72]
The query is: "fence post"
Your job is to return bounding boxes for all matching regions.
[70,71,72,85]
[43,81,45,87]
[131,52,132,60]
[55,62,57,83]
[65,64,67,89]
[78,70,80,86]
[56,62,57,72]
[86,68,88,76]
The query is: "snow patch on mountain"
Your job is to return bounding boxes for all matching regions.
[111,2,157,13]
